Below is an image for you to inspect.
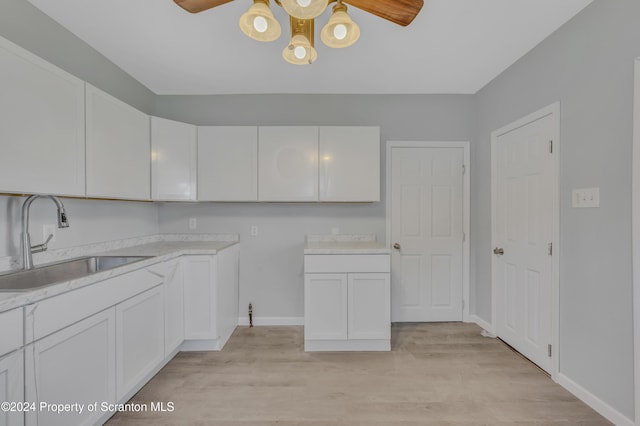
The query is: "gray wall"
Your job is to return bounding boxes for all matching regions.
[156,95,476,319]
[0,196,159,262]
[0,0,155,113]
[474,0,639,419]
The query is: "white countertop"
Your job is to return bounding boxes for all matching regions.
[0,234,238,314]
[304,234,390,255]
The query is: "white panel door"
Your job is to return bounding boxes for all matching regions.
[198,126,258,201]
[348,273,390,340]
[151,117,197,201]
[25,309,116,426]
[0,36,85,196]
[116,285,165,401]
[304,274,348,340]
[390,147,464,322]
[258,126,319,201]
[319,126,380,201]
[86,83,150,200]
[493,114,554,373]
[0,350,24,426]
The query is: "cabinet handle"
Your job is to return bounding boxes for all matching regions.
[393,243,401,250]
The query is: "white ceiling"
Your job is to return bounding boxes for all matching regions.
[27,0,593,95]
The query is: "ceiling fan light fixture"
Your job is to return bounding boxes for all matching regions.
[282,34,317,65]
[282,17,317,65]
[239,0,281,42]
[321,2,360,48]
[280,0,328,20]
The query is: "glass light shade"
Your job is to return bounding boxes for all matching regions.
[239,0,281,42]
[281,0,328,19]
[282,34,318,65]
[321,6,360,48]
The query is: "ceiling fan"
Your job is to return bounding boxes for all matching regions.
[173,0,424,65]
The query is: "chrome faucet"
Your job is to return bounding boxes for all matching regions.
[21,195,70,270]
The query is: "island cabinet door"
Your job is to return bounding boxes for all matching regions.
[347,273,391,340]
[304,273,348,340]
[25,308,116,426]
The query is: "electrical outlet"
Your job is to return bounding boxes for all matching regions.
[43,224,56,243]
[572,187,600,208]
[251,225,258,237]
[331,227,340,235]
[189,218,197,230]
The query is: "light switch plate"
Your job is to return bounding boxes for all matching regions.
[572,187,600,208]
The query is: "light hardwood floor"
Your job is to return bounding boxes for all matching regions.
[107,323,610,425]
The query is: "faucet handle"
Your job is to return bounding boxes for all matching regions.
[30,234,54,255]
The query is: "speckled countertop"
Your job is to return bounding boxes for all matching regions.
[304,234,390,255]
[0,234,238,313]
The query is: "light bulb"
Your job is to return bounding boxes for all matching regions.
[253,16,268,33]
[297,0,311,6]
[333,24,347,40]
[294,46,307,59]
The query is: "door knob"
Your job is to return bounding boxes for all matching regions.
[393,243,401,250]
[493,247,504,255]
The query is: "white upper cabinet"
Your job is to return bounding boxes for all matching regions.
[198,126,258,201]
[259,126,319,202]
[319,126,380,202]
[0,36,85,196]
[86,83,150,200]
[151,117,197,201]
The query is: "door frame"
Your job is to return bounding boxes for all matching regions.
[631,57,640,424]
[385,141,471,322]
[490,102,560,380]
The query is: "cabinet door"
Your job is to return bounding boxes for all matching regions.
[151,117,197,201]
[216,245,239,349]
[0,37,85,196]
[258,126,319,201]
[86,83,150,200]
[304,274,348,340]
[0,350,24,426]
[25,309,116,426]
[319,126,380,202]
[116,285,165,401]
[164,259,185,356]
[183,256,217,340]
[198,126,258,201]
[347,273,390,340]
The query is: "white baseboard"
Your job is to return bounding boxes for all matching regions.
[557,373,634,426]
[237,316,304,326]
[467,314,493,334]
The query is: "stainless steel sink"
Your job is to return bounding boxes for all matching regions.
[0,256,152,292]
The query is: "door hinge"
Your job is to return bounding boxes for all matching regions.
[462,164,466,175]
[548,344,552,357]
[548,242,553,256]
[549,140,553,154]
[462,299,465,310]
[463,232,466,243]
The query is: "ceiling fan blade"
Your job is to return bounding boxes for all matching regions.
[174,0,234,14]
[343,0,424,26]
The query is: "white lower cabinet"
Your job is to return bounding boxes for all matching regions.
[182,245,240,351]
[304,254,390,351]
[163,260,184,357]
[304,274,348,340]
[116,285,165,401]
[25,308,116,426]
[0,350,24,426]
